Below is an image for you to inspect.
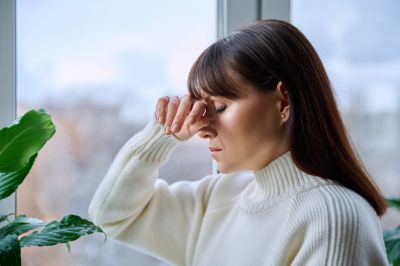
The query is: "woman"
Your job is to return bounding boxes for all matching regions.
[88,20,389,265]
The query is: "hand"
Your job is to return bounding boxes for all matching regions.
[155,94,209,141]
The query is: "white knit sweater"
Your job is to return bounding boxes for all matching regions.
[88,112,389,266]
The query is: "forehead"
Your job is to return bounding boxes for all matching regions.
[199,90,222,103]
[198,87,251,103]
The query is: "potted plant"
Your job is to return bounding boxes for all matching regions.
[0,109,106,266]
[384,198,400,266]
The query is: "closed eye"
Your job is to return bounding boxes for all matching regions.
[215,105,226,113]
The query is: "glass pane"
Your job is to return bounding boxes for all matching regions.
[16,1,216,265]
[292,0,400,229]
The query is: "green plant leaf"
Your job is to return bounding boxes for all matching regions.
[384,226,400,242]
[0,109,55,172]
[0,153,37,200]
[386,198,400,211]
[0,213,14,224]
[0,215,46,239]
[0,234,21,266]
[384,226,400,265]
[65,241,71,253]
[19,214,106,248]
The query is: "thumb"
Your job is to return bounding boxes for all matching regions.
[190,116,210,135]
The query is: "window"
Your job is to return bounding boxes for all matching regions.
[16,1,216,265]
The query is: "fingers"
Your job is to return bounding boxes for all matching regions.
[170,94,193,133]
[164,96,180,134]
[156,94,208,138]
[156,96,169,124]
[186,100,207,126]
[189,116,209,135]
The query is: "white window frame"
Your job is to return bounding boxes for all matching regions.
[217,0,290,38]
[0,0,290,215]
[0,0,17,218]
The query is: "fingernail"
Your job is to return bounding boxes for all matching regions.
[164,125,170,134]
[158,116,163,123]
[187,117,194,125]
[171,124,179,132]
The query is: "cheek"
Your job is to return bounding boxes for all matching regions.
[238,109,280,143]
[218,104,280,147]
[261,112,281,134]
[221,105,248,126]
[224,111,260,144]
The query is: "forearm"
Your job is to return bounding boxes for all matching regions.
[88,112,182,230]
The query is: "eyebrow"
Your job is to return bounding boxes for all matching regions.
[204,97,223,107]
[200,93,226,104]
[202,94,222,101]
[200,94,212,103]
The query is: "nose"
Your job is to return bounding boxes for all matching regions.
[197,106,217,139]
[197,125,217,139]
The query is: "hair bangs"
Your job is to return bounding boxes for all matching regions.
[187,41,246,101]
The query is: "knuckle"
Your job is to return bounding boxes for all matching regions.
[174,114,185,125]
[170,96,180,102]
[193,101,206,114]
[169,101,179,107]
[181,93,192,101]
[165,108,174,118]
[157,104,165,114]
[158,96,169,103]
[165,110,176,123]
[172,120,181,128]
[181,96,194,108]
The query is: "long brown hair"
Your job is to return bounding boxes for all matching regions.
[187,19,387,217]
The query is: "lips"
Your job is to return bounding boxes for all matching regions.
[209,147,223,152]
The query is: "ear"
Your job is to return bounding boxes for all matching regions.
[275,81,290,123]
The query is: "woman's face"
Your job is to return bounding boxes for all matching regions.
[197,83,290,173]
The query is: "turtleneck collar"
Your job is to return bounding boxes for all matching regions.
[239,151,336,213]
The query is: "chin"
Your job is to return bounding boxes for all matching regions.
[217,163,243,174]
[216,164,228,174]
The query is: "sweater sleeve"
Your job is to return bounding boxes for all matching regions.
[88,112,217,266]
[288,185,389,266]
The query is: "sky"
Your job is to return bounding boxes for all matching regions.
[16,0,400,122]
[17,0,216,122]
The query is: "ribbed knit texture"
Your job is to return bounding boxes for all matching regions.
[88,112,389,266]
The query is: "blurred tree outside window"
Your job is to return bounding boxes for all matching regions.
[16,1,216,265]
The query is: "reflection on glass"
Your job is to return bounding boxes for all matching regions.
[17,1,216,265]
